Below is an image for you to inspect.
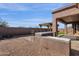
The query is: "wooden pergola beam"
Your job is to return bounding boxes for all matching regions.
[67,21,79,24]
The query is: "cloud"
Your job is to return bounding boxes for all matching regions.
[0,3,56,12]
[52,3,72,11]
[0,12,17,16]
[23,18,51,23]
[4,18,51,27]
[29,3,68,12]
[0,3,30,11]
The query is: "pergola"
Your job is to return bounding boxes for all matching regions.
[39,23,52,31]
[52,3,79,36]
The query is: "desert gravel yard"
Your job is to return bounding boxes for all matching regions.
[0,36,41,56]
[0,36,52,56]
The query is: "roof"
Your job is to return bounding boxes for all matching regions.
[52,3,78,14]
[39,23,52,26]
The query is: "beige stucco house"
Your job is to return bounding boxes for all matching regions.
[52,3,79,36]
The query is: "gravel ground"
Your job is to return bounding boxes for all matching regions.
[0,36,52,56]
[0,36,40,56]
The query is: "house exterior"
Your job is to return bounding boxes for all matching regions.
[52,3,79,36]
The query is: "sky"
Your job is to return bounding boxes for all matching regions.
[0,3,70,28]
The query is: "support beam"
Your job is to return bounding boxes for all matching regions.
[67,21,79,24]
[72,24,76,34]
[53,18,58,36]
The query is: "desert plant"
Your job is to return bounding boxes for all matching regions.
[0,18,8,27]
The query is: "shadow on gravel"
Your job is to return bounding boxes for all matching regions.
[0,34,34,40]
[71,49,79,56]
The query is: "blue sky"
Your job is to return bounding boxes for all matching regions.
[0,3,70,28]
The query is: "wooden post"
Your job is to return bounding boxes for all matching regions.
[72,24,74,35]
[76,24,79,33]
[39,25,42,28]
[72,24,76,35]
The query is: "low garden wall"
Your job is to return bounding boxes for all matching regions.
[34,36,71,56]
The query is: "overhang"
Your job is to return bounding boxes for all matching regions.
[58,14,79,24]
[52,3,79,24]
[52,3,78,14]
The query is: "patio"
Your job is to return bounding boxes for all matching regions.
[52,3,79,36]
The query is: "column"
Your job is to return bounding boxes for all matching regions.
[72,24,76,34]
[47,25,50,31]
[53,18,58,36]
[39,25,42,28]
[64,23,67,35]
